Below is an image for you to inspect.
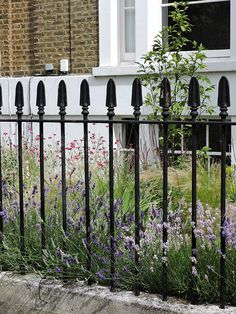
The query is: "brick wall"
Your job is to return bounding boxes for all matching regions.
[0,0,13,76]
[0,0,99,76]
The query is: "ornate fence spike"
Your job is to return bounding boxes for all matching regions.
[160,77,171,119]
[15,82,24,115]
[0,84,2,115]
[131,78,143,118]
[36,81,46,116]
[188,77,200,119]
[80,78,92,281]
[80,79,90,116]
[218,76,230,119]
[57,80,67,116]
[218,75,230,309]
[106,79,117,117]
[160,76,171,301]
[106,78,117,291]
[188,77,200,303]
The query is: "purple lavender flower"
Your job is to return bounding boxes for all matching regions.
[96,269,107,281]
[0,209,9,222]
[125,236,135,251]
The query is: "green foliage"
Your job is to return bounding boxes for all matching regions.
[1,134,236,305]
[138,1,215,119]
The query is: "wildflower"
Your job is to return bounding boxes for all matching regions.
[192,266,197,277]
[207,265,214,272]
[96,269,107,281]
[0,209,9,222]
[125,236,135,250]
[190,256,197,264]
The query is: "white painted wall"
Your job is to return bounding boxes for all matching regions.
[0,71,236,165]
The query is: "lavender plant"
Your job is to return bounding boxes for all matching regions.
[0,132,236,304]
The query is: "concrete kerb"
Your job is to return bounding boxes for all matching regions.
[0,272,235,314]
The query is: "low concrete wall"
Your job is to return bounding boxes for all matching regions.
[0,272,235,314]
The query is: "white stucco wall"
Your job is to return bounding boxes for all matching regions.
[0,70,236,164]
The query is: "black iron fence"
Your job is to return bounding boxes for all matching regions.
[0,76,233,308]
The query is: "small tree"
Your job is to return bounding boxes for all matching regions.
[137,1,215,163]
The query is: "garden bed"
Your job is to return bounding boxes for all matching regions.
[1,133,236,305]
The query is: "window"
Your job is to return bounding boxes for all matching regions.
[96,0,160,72]
[120,0,136,62]
[162,0,230,55]
[159,119,231,163]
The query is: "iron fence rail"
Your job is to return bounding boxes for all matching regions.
[0,76,232,308]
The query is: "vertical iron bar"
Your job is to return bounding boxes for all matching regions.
[106,79,117,291]
[80,79,92,282]
[188,77,200,303]
[36,81,46,257]
[218,76,230,309]
[131,79,143,296]
[160,78,171,301]
[15,82,25,266]
[0,84,3,247]
[57,81,67,236]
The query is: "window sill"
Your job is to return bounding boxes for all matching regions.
[93,59,236,77]
[92,65,139,77]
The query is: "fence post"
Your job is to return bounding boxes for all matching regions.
[160,77,171,301]
[106,79,117,291]
[57,81,68,239]
[131,78,143,296]
[80,79,92,283]
[36,81,46,260]
[188,77,200,303]
[0,84,3,247]
[218,76,230,309]
[15,82,25,270]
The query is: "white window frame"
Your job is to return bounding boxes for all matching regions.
[93,0,236,76]
[161,0,231,58]
[119,0,136,63]
[96,0,161,68]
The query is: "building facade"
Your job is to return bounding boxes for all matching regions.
[0,0,236,164]
[0,0,98,76]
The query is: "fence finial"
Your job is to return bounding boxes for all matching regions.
[218,76,230,119]
[57,80,67,116]
[80,79,90,117]
[160,77,171,119]
[36,81,46,115]
[15,82,24,115]
[188,77,200,119]
[131,78,143,118]
[0,84,2,115]
[106,79,117,117]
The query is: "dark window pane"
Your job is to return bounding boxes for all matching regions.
[184,124,206,150]
[159,123,182,150]
[166,1,230,50]
[197,124,206,150]
[209,120,231,152]
[209,122,220,151]
[123,119,135,148]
